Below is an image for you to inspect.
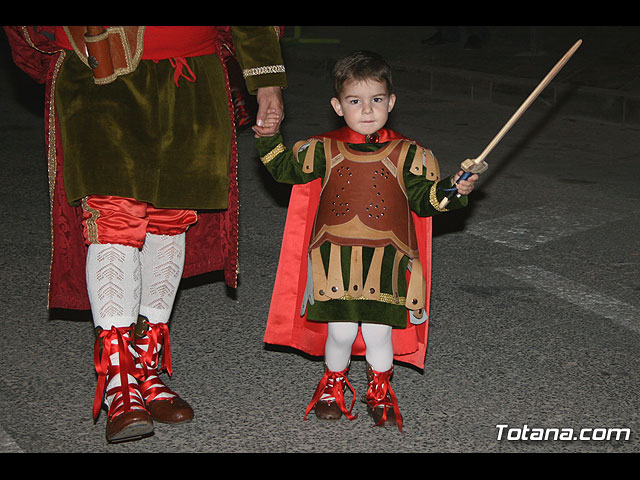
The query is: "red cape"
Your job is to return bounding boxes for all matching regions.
[4,26,240,311]
[263,127,433,369]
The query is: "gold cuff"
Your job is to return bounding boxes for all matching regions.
[260,143,286,164]
[243,64,286,78]
[429,182,449,212]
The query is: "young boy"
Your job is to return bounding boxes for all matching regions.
[254,51,477,431]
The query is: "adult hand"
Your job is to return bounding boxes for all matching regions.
[252,86,284,137]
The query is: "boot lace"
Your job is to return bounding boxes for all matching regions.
[93,326,148,421]
[133,321,179,404]
[304,368,357,421]
[366,368,403,432]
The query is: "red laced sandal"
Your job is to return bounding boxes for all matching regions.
[304,366,357,422]
[364,363,403,432]
[132,316,194,424]
[94,326,154,443]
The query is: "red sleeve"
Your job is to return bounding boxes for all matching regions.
[3,26,60,84]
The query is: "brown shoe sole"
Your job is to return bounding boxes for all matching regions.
[106,411,154,443]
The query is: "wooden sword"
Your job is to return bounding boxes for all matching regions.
[439,39,583,209]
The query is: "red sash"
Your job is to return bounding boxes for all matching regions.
[52,26,218,60]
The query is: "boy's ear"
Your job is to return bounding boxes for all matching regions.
[330,97,344,117]
[388,93,397,112]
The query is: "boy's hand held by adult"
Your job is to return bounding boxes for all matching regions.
[253,86,284,138]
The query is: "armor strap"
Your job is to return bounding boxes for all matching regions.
[326,244,345,299]
[405,258,426,310]
[391,250,403,303]
[363,247,385,301]
[348,246,363,299]
[410,145,441,181]
[311,247,328,301]
[293,139,320,174]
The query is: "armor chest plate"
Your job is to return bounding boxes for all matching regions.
[311,139,418,258]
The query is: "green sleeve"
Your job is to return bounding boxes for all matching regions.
[255,133,325,185]
[403,145,469,217]
[230,26,287,94]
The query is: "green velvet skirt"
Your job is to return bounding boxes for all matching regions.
[306,243,410,329]
[55,52,233,210]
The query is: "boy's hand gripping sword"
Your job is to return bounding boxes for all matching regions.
[440,39,583,209]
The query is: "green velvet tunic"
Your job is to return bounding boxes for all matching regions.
[256,133,468,328]
[55,26,287,210]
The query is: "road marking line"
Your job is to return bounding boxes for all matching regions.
[0,424,23,453]
[497,265,640,334]
[468,205,624,250]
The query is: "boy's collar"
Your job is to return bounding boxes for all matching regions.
[317,126,407,144]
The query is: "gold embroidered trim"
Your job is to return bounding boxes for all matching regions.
[338,291,406,305]
[81,197,101,244]
[429,181,449,212]
[21,26,64,54]
[261,143,286,164]
[243,64,286,78]
[46,50,66,308]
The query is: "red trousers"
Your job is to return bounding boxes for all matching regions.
[81,195,197,248]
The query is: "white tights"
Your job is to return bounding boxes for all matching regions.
[324,322,393,373]
[139,232,185,324]
[85,233,185,330]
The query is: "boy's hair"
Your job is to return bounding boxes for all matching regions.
[332,50,393,98]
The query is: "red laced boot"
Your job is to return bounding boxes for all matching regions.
[364,363,403,432]
[304,365,357,421]
[94,326,154,443]
[131,316,194,424]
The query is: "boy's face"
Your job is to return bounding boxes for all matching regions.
[331,79,396,136]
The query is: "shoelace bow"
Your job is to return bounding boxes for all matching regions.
[135,321,172,376]
[304,369,357,421]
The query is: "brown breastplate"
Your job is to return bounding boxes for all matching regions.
[310,139,419,258]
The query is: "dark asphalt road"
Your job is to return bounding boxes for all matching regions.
[1,26,639,453]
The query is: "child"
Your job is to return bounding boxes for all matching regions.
[254,50,477,432]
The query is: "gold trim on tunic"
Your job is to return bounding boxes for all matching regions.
[261,143,286,164]
[338,291,406,305]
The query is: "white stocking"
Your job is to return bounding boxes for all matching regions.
[324,322,359,372]
[139,232,185,325]
[361,323,394,372]
[86,243,141,330]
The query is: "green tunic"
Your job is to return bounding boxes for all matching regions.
[56,26,287,210]
[257,132,468,328]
